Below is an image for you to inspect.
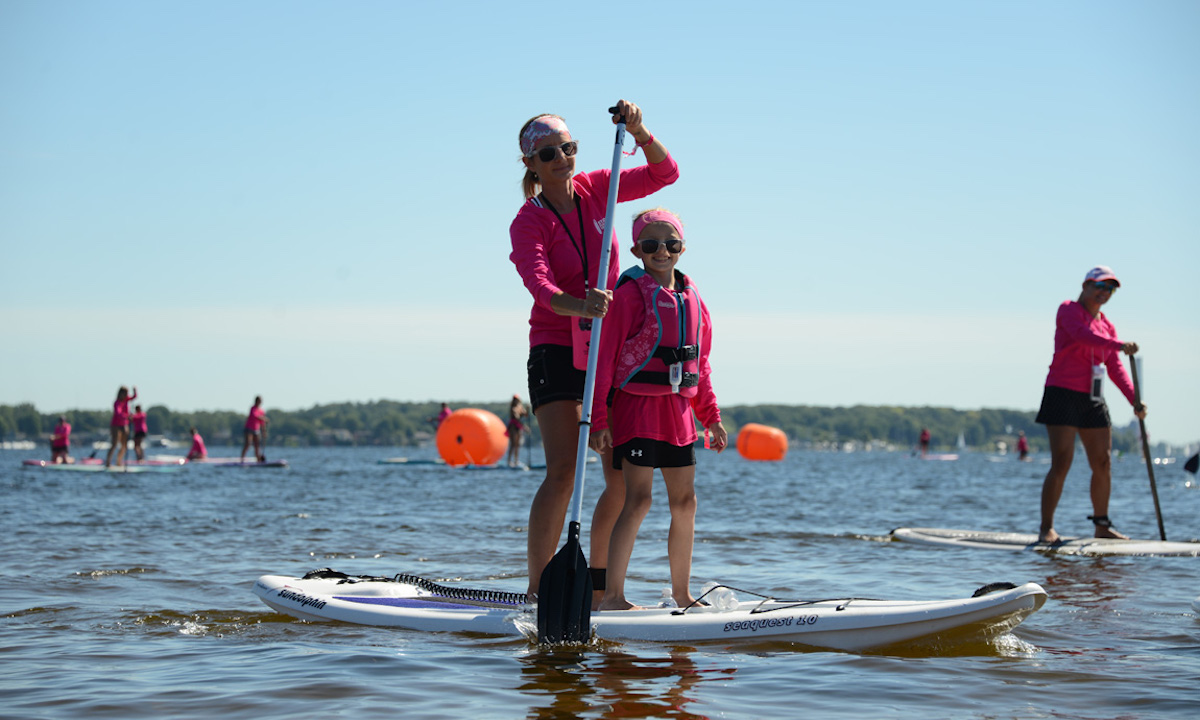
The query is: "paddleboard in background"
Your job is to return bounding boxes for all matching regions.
[891,527,1200,557]
[377,458,445,465]
[211,460,288,468]
[254,570,1046,651]
[919,453,959,461]
[74,457,186,467]
[21,460,182,473]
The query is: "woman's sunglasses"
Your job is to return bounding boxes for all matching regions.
[1091,281,1117,293]
[639,238,683,254]
[530,141,578,162]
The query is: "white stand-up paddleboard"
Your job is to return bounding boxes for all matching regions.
[254,570,1046,651]
[891,527,1200,557]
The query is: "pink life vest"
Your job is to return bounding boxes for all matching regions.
[613,267,703,397]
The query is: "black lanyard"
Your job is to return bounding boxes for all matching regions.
[541,193,590,291]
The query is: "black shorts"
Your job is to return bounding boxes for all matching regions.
[133,432,147,442]
[527,343,585,413]
[1035,385,1111,429]
[613,438,696,470]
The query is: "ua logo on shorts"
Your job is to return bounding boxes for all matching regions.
[629,449,643,457]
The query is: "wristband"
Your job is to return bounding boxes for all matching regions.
[635,133,655,148]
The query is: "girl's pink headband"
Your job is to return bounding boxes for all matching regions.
[521,115,571,157]
[631,210,684,243]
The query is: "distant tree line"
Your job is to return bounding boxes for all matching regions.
[0,402,1154,454]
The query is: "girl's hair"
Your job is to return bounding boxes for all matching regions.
[518,114,564,200]
[117,386,128,399]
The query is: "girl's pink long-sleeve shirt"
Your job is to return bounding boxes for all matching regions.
[131,412,148,435]
[110,389,137,427]
[509,154,680,348]
[590,273,720,447]
[1044,300,1136,406]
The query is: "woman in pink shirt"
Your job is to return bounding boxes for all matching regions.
[130,405,149,461]
[104,385,137,467]
[509,100,679,603]
[1035,266,1145,543]
[588,208,727,610]
[240,395,269,462]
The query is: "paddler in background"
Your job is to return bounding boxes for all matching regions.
[505,395,528,468]
[186,427,207,461]
[919,428,931,457]
[509,100,678,604]
[1035,266,1145,543]
[428,402,452,428]
[130,404,149,461]
[50,415,72,464]
[104,385,137,468]
[1016,431,1030,461]
[240,395,269,463]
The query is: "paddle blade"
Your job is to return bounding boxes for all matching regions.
[1186,453,1199,475]
[536,521,593,644]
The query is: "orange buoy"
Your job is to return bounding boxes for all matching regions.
[436,408,508,467]
[736,423,788,461]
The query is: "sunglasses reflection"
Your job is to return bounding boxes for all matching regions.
[518,647,733,720]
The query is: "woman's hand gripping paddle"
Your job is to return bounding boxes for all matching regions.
[537,107,627,644]
[1129,355,1166,541]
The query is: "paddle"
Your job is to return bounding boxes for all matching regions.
[1128,355,1166,541]
[1186,453,1199,475]
[537,106,627,644]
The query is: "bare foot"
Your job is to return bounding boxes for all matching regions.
[1094,525,1129,540]
[675,594,698,608]
[596,597,642,611]
[1038,529,1060,544]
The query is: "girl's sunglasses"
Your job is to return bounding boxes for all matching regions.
[639,238,683,254]
[1091,281,1117,293]
[530,141,578,162]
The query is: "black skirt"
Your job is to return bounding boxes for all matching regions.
[1034,385,1111,429]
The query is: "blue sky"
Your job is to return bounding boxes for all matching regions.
[2,1,1197,444]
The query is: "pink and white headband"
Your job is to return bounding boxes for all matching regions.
[521,115,571,157]
[632,209,684,243]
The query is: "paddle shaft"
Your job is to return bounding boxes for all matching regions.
[537,113,627,644]
[1129,356,1166,541]
[566,118,626,531]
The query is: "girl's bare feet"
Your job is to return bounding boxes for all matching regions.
[1038,528,1060,544]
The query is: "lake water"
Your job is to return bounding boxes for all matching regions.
[2,445,1198,719]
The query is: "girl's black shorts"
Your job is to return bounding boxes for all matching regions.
[613,437,696,470]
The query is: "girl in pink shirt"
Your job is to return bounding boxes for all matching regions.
[1035,266,1145,543]
[509,101,680,604]
[130,405,149,461]
[589,209,727,610]
[51,416,72,464]
[104,385,137,467]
